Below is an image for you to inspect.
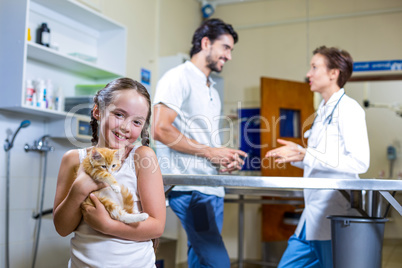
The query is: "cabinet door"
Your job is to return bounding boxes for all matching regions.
[0,0,28,108]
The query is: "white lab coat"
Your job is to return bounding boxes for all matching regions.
[292,88,370,240]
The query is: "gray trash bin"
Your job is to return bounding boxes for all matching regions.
[327,215,388,268]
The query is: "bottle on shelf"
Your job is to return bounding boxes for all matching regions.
[36,23,50,47]
[27,28,31,42]
[34,80,41,108]
[55,87,64,113]
[25,80,34,106]
[46,79,54,110]
[35,79,47,109]
[42,88,48,109]
[32,89,37,108]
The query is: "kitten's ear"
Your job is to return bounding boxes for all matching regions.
[114,147,125,161]
[91,148,102,160]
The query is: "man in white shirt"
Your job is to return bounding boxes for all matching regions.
[152,18,247,267]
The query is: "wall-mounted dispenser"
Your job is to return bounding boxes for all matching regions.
[48,115,92,142]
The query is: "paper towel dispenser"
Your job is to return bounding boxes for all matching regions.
[48,115,92,142]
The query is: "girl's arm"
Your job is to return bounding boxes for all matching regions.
[81,146,166,241]
[53,149,105,237]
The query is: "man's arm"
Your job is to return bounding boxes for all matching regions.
[152,103,247,170]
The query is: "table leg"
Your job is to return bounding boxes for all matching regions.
[238,195,244,268]
[380,191,402,216]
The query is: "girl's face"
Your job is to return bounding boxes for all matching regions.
[306,53,337,94]
[97,90,149,149]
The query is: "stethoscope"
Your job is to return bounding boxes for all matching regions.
[304,92,345,138]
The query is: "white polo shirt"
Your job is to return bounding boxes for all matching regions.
[153,61,224,197]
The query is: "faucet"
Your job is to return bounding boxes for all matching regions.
[4,120,31,152]
[24,135,54,152]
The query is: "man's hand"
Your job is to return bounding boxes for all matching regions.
[205,147,247,173]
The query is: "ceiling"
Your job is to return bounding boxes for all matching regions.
[197,0,269,6]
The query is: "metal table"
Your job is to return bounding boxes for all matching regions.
[163,174,402,268]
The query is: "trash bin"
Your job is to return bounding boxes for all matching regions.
[327,215,388,268]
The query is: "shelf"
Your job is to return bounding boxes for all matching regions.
[27,42,122,79]
[1,105,68,119]
[0,0,126,121]
[32,0,125,31]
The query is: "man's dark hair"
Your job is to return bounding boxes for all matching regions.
[190,18,238,58]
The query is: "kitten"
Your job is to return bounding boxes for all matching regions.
[81,147,149,224]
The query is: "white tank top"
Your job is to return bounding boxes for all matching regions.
[69,146,155,268]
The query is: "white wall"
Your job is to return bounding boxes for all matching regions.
[0,111,73,267]
[347,80,402,239]
[347,81,402,179]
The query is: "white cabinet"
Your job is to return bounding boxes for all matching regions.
[0,0,126,119]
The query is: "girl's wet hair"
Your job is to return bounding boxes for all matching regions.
[90,77,151,146]
[313,46,353,88]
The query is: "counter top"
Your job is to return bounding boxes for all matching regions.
[163,174,402,216]
[162,174,402,191]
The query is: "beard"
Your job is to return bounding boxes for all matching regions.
[206,54,223,73]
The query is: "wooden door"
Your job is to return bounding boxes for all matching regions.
[260,77,314,177]
[260,77,314,242]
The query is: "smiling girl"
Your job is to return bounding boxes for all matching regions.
[53,78,166,268]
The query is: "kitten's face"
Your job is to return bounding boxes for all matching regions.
[90,147,124,173]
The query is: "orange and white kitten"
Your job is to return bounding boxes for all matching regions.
[81,147,148,224]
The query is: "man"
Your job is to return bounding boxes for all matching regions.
[152,18,247,267]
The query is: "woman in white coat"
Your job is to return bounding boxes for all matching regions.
[266,46,370,268]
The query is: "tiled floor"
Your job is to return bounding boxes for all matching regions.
[178,239,402,267]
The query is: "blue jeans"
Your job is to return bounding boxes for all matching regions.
[168,191,230,268]
[278,223,333,268]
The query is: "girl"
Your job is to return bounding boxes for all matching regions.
[266,46,370,268]
[53,78,166,268]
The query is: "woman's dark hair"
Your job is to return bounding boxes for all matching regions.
[313,46,354,88]
[190,18,238,57]
[90,77,151,146]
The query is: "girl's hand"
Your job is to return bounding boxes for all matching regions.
[72,167,106,202]
[265,139,306,163]
[81,193,114,234]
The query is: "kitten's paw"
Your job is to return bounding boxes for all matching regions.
[122,213,149,224]
[137,213,149,222]
[111,184,121,193]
